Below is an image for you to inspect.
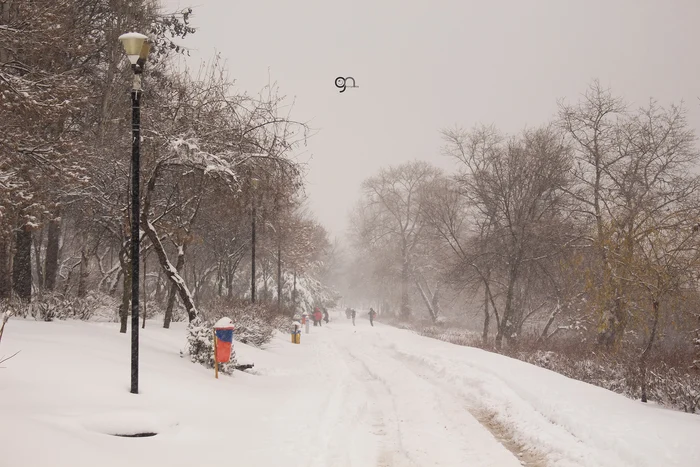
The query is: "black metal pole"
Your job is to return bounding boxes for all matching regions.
[251,200,256,304]
[130,83,141,395]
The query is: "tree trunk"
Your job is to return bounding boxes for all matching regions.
[142,165,199,325]
[155,268,163,303]
[431,282,441,319]
[0,237,10,299]
[497,261,519,349]
[416,280,437,322]
[277,241,283,313]
[0,1,17,64]
[640,299,661,403]
[163,245,186,329]
[251,203,256,303]
[78,246,88,298]
[226,260,234,298]
[110,268,123,297]
[33,226,44,290]
[143,223,198,323]
[292,269,297,314]
[217,260,223,297]
[538,305,561,345]
[482,284,490,346]
[44,217,60,291]
[400,256,410,319]
[12,225,32,302]
[262,263,269,302]
[142,253,147,329]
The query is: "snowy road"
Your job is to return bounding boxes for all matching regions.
[294,311,700,467]
[2,312,700,467]
[321,321,528,466]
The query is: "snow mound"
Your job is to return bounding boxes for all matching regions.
[213,317,234,328]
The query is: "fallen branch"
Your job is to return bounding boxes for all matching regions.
[0,350,20,367]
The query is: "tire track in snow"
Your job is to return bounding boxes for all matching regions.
[343,345,420,467]
[341,333,522,467]
[305,329,378,467]
[387,346,569,467]
[385,347,548,467]
[475,409,548,467]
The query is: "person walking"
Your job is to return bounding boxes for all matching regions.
[369,308,377,327]
[351,308,356,326]
[314,308,323,327]
[323,308,329,324]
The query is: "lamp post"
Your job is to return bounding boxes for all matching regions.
[118,32,150,395]
[251,178,259,303]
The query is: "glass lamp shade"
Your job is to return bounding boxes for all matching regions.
[118,32,149,65]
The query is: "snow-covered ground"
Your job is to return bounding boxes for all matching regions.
[2,311,699,467]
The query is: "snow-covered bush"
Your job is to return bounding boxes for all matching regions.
[203,299,292,347]
[182,298,298,372]
[10,292,117,321]
[275,271,339,316]
[227,311,273,347]
[181,317,237,375]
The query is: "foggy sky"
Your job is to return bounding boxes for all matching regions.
[162,0,700,238]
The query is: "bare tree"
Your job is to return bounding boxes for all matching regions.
[443,125,573,347]
[352,161,442,320]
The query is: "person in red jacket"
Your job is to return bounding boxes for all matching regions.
[313,308,323,327]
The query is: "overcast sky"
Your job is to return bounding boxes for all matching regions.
[162,0,700,238]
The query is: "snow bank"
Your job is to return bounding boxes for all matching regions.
[368,325,700,467]
[3,315,698,467]
[0,319,377,467]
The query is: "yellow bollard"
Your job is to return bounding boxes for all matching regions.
[291,322,301,344]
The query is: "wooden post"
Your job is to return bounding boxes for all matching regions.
[213,330,219,379]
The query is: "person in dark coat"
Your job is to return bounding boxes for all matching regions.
[323,308,329,323]
[351,308,356,326]
[369,308,377,326]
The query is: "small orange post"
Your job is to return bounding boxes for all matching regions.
[213,330,219,379]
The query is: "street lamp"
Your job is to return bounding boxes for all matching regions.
[118,32,150,395]
[251,178,259,303]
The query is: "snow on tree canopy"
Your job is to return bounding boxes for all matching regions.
[214,317,234,329]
